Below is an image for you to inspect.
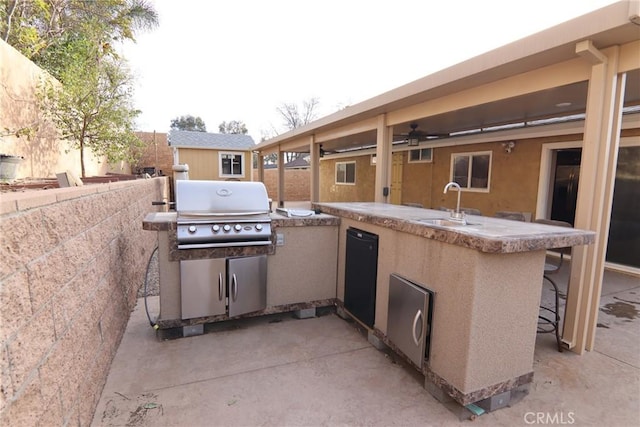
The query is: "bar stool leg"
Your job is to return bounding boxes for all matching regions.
[542,274,563,352]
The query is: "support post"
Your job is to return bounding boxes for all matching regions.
[309,135,320,202]
[563,42,623,354]
[374,114,392,203]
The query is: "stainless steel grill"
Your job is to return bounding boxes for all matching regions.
[175,180,272,249]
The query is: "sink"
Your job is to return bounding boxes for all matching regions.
[417,218,481,227]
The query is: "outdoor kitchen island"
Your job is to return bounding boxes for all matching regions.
[313,202,595,411]
[142,209,340,333]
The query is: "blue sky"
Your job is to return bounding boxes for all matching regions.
[121,0,620,143]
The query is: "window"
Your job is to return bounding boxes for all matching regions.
[219,152,244,177]
[408,148,432,163]
[336,161,356,184]
[451,151,491,191]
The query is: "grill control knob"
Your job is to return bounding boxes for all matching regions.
[212,224,220,233]
[234,224,242,232]
[188,225,197,234]
[255,224,263,231]
[223,224,231,232]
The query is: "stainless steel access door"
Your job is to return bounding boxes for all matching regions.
[180,258,226,320]
[228,255,267,317]
[387,274,431,368]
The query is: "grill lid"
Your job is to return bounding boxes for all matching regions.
[176,180,270,216]
[175,180,272,249]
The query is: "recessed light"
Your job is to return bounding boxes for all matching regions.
[556,102,572,108]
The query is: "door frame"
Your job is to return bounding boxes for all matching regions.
[537,136,640,275]
[536,140,582,221]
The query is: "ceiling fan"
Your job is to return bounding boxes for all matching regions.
[394,123,447,146]
[319,144,337,157]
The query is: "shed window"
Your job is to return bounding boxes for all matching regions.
[220,152,244,177]
[336,161,356,184]
[451,151,491,191]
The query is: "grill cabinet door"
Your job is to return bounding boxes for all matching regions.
[180,258,226,319]
[228,255,267,317]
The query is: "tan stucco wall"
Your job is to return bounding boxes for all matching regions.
[320,134,589,217]
[319,155,375,202]
[177,148,251,181]
[419,139,544,216]
[0,40,129,179]
[0,177,168,426]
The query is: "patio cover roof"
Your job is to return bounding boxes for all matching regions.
[255,0,640,154]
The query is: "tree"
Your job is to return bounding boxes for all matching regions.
[3,0,158,177]
[1,0,158,69]
[170,115,207,132]
[39,36,143,178]
[218,120,248,134]
[274,97,320,162]
[276,97,319,131]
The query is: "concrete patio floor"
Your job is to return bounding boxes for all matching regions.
[91,266,639,426]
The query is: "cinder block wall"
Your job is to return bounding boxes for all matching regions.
[254,169,310,201]
[0,177,168,426]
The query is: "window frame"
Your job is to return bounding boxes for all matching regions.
[450,150,492,192]
[335,161,356,185]
[408,148,433,163]
[219,151,245,178]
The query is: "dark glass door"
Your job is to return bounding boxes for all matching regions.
[551,149,582,226]
[606,146,640,268]
[550,146,639,269]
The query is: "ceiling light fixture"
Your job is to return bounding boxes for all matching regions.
[407,124,420,146]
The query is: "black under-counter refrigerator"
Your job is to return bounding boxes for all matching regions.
[344,227,379,328]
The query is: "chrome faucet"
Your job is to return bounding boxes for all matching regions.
[443,181,465,223]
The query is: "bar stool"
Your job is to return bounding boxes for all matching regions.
[534,219,572,352]
[460,207,482,216]
[495,210,526,221]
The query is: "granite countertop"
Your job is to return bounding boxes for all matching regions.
[313,202,595,254]
[142,211,340,261]
[142,211,339,232]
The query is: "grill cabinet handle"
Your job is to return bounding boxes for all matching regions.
[218,273,223,301]
[412,310,423,347]
[231,274,238,301]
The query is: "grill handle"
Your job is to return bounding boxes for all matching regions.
[231,274,238,301]
[178,210,269,217]
[218,273,224,301]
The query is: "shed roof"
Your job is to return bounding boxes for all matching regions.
[168,130,255,150]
